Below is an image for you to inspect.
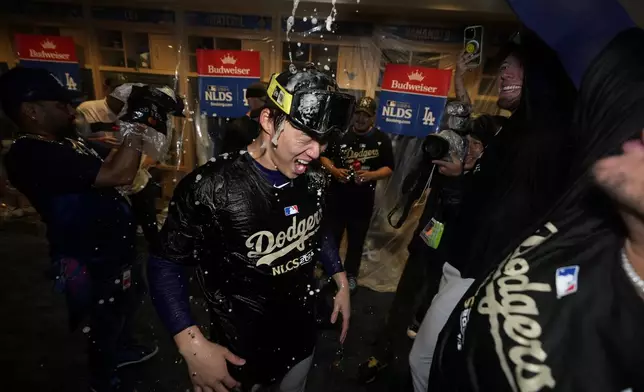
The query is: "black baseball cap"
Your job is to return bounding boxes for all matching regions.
[0,67,81,120]
[355,96,377,116]
[246,81,267,99]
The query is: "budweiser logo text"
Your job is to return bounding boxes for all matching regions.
[28,49,71,60]
[390,80,438,93]
[207,65,250,75]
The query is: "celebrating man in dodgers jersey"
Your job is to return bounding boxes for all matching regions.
[148,65,354,392]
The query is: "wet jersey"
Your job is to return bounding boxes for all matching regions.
[428,28,644,392]
[158,151,328,385]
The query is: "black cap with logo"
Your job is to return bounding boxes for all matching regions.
[0,67,81,121]
[355,96,377,117]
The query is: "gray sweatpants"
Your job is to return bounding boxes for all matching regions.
[409,263,474,392]
[250,353,314,392]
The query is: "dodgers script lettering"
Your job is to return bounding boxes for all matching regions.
[246,209,322,266]
[477,222,558,392]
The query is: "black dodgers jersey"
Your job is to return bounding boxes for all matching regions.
[161,151,328,386]
[428,29,644,392]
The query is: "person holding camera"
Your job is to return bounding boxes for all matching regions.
[356,104,497,385]
[320,96,395,293]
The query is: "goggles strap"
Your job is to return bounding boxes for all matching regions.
[271,126,283,147]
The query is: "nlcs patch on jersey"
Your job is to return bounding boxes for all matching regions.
[555,265,580,299]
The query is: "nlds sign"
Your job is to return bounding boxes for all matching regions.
[376,64,452,137]
[15,34,81,92]
[197,50,261,118]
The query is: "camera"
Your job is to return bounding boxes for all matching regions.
[422,100,471,161]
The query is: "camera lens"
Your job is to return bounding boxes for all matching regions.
[423,135,450,161]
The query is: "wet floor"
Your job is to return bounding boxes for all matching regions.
[0,219,413,391]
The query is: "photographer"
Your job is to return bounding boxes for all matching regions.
[320,97,394,293]
[356,106,498,385]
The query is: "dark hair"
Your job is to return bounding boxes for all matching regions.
[469,114,505,147]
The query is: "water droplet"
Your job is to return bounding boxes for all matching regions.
[195,174,202,182]
[303,17,308,22]
[311,17,318,25]
[108,297,114,303]
[324,65,330,71]
[98,299,105,305]
[309,290,315,295]
[82,326,91,333]
[114,279,121,284]
[195,201,200,205]
[209,157,217,162]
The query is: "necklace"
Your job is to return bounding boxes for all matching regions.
[620,246,644,298]
[18,134,101,160]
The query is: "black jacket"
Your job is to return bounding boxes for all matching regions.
[428,28,644,392]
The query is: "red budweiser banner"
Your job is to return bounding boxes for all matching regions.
[196,50,261,78]
[15,34,78,63]
[381,64,451,97]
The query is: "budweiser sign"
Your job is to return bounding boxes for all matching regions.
[197,49,261,78]
[15,34,78,63]
[381,64,452,97]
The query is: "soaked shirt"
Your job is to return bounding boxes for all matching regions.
[428,28,644,392]
[154,151,334,386]
[4,136,136,267]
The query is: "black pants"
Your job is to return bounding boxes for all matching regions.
[130,180,160,254]
[328,191,375,277]
[85,263,140,387]
[373,240,444,360]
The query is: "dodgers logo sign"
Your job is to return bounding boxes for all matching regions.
[197,50,261,118]
[14,34,81,92]
[376,64,452,137]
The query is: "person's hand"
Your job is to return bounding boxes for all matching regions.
[332,286,351,343]
[177,329,246,392]
[355,170,377,184]
[89,135,121,146]
[432,152,463,177]
[332,168,350,183]
[457,51,480,75]
[456,51,470,78]
[593,130,644,215]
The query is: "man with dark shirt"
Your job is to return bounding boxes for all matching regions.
[356,113,498,385]
[0,67,157,392]
[220,82,267,154]
[320,97,395,291]
[148,66,352,392]
[428,0,644,391]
